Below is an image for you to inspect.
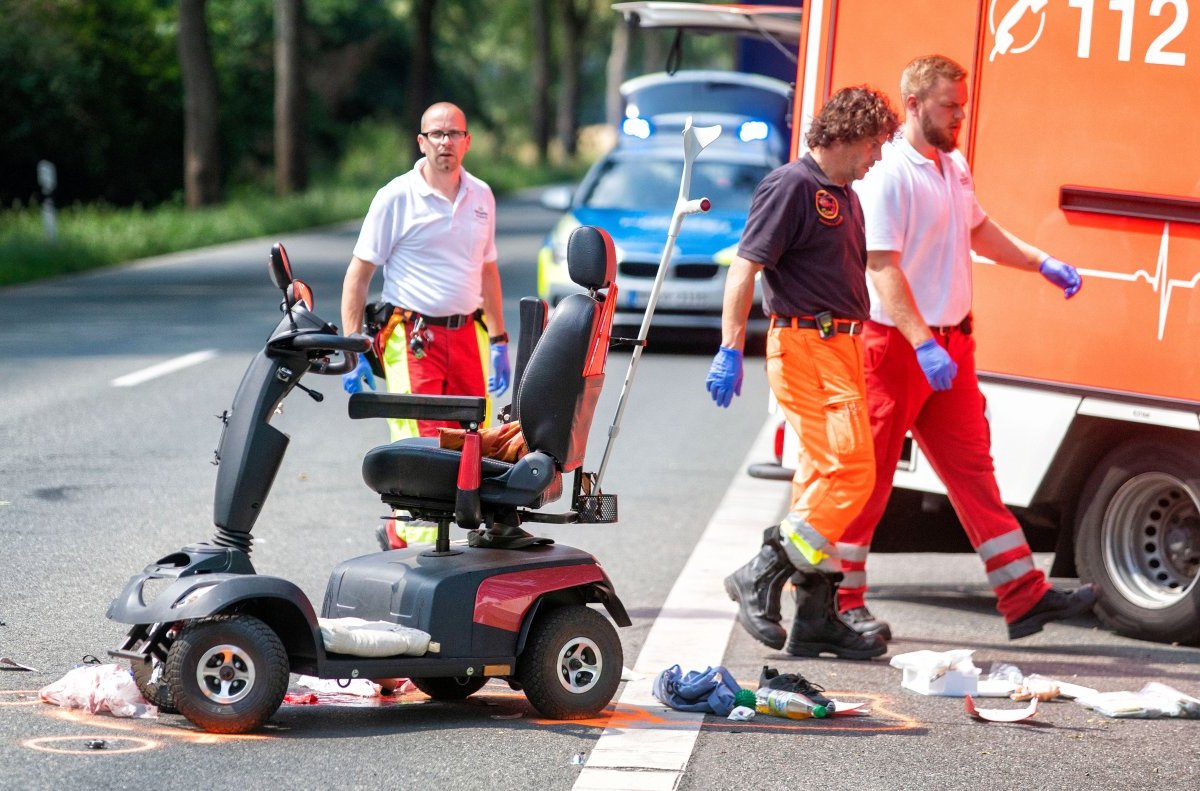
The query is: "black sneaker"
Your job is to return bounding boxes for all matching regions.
[1008,584,1098,639]
[841,606,893,641]
[759,665,833,710]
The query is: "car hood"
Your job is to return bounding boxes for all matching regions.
[570,206,743,258]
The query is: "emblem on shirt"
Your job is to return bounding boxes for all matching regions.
[814,189,843,227]
[474,206,489,222]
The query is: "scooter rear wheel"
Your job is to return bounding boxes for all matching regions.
[517,605,622,719]
[166,614,289,734]
[410,675,488,700]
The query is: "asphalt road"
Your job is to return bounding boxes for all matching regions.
[1,193,1197,790]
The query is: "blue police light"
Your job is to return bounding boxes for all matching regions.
[622,117,652,140]
[738,121,770,143]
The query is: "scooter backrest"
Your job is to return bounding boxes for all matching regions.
[517,226,616,471]
[567,225,616,290]
[510,296,548,422]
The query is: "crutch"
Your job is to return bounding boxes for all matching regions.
[594,118,722,490]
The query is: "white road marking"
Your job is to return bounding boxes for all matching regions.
[574,417,787,791]
[110,350,218,387]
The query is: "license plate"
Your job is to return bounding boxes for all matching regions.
[623,288,711,310]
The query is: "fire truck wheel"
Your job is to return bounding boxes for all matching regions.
[1075,438,1200,645]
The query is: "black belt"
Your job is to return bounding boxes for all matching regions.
[930,315,973,336]
[399,308,482,330]
[770,315,864,335]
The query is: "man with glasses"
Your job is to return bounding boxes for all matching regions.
[340,102,510,549]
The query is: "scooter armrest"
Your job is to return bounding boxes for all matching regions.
[348,393,486,424]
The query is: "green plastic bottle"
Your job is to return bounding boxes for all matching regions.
[755,687,829,719]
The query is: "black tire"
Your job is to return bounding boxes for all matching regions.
[517,605,622,719]
[1075,438,1200,645]
[409,675,489,700]
[132,653,178,714]
[165,614,290,734]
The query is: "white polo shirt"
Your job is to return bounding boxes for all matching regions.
[353,158,498,317]
[853,137,986,327]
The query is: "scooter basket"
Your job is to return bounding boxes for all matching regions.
[576,493,618,524]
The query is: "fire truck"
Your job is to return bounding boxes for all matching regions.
[618,1,1200,644]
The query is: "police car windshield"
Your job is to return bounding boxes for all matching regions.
[581,158,768,213]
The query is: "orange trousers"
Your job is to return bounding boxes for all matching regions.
[766,326,875,571]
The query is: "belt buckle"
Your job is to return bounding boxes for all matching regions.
[446,314,465,330]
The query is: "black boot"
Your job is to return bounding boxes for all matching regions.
[785,571,887,660]
[724,527,793,649]
[840,606,893,641]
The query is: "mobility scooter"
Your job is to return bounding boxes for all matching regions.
[106,122,720,735]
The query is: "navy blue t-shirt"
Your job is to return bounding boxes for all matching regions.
[736,154,869,320]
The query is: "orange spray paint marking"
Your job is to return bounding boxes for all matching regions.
[23,735,159,755]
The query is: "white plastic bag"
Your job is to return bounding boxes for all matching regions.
[39,664,157,718]
[1075,682,1200,719]
[317,617,432,658]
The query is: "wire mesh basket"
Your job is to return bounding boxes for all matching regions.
[576,493,618,523]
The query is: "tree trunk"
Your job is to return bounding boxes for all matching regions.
[606,16,630,129]
[407,0,437,162]
[556,1,589,158]
[178,0,222,207]
[274,0,307,196]
[531,0,551,163]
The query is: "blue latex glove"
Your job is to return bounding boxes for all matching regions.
[1039,255,1082,298]
[342,354,376,395]
[915,339,957,391]
[705,346,744,408]
[489,342,511,396]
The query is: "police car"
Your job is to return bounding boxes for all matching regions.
[537,70,791,333]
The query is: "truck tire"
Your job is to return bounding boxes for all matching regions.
[1075,438,1200,645]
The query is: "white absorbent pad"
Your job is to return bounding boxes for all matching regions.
[317,617,434,658]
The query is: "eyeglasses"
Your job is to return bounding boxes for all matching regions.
[420,130,468,143]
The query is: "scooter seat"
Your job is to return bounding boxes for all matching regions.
[362,438,561,508]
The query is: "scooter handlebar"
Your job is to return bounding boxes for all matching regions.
[290,332,371,376]
[291,332,371,354]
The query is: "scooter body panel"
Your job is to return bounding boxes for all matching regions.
[321,542,622,659]
[107,570,318,629]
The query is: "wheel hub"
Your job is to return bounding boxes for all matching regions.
[1102,472,1200,609]
[195,643,256,705]
[556,637,602,695]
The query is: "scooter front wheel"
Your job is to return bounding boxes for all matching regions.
[517,605,622,719]
[132,652,177,714]
[166,614,289,734]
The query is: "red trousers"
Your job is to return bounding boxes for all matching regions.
[382,319,488,441]
[836,321,1049,623]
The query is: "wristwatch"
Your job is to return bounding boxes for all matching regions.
[489,332,509,344]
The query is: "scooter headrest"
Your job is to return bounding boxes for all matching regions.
[567,226,616,291]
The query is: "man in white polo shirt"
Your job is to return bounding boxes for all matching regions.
[340,102,509,548]
[838,55,1097,641]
